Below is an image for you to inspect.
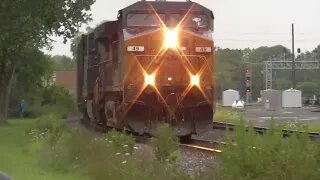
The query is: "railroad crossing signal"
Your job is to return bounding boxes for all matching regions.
[245,68,252,102]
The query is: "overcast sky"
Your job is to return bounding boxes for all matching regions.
[44,0,320,57]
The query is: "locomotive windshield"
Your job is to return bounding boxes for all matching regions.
[127,13,165,27]
[127,13,209,29]
[168,14,208,28]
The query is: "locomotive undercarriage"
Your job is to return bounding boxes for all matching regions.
[83,86,213,137]
[126,87,213,136]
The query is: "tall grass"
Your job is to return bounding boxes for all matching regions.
[30,119,189,180]
[214,107,244,124]
[0,119,84,180]
[151,123,180,163]
[211,123,320,180]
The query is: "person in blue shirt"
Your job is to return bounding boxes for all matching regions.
[20,100,27,118]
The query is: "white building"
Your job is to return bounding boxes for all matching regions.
[222,89,240,107]
[282,89,302,108]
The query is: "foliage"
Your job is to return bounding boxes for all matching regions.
[8,52,55,118]
[0,119,84,180]
[27,85,77,118]
[52,55,76,70]
[0,0,95,123]
[215,48,245,99]
[151,124,180,163]
[215,45,320,100]
[105,130,135,154]
[213,123,320,180]
[297,81,320,96]
[28,114,69,141]
[34,120,188,180]
[214,107,244,124]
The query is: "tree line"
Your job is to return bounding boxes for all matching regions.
[215,45,320,100]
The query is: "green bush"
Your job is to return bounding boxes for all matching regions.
[37,125,189,180]
[213,123,320,180]
[27,114,68,142]
[28,115,190,179]
[28,85,77,118]
[151,124,180,163]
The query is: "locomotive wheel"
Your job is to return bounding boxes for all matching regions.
[179,134,192,144]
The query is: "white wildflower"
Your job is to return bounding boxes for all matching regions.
[125,153,130,156]
[123,145,128,147]
[122,160,127,164]
[116,152,121,155]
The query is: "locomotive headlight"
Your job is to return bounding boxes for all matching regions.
[145,73,155,86]
[164,28,178,48]
[190,75,200,86]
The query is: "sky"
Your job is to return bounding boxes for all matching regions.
[44,0,320,57]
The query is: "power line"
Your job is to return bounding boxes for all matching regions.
[214,38,320,43]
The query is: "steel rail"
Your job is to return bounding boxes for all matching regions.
[212,121,320,140]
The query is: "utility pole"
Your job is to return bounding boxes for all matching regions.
[291,23,296,89]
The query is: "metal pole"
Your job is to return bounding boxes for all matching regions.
[291,23,296,89]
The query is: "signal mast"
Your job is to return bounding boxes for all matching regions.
[245,68,252,103]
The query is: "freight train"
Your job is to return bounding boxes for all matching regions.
[77,0,215,137]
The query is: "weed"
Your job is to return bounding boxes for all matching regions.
[151,124,180,163]
[105,130,134,154]
[213,122,320,180]
[27,114,68,143]
[214,107,243,124]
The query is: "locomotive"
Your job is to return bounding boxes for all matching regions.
[77,0,215,137]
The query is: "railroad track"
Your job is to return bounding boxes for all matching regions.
[212,121,320,140]
[180,139,222,153]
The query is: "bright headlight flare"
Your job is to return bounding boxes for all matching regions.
[190,74,200,86]
[144,73,156,86]
[164,28,178,48]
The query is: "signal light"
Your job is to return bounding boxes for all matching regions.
[246,87,251,94]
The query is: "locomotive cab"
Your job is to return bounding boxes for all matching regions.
[77,0,215,136]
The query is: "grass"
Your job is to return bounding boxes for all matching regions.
[284,121,320,133]
[212,124,320,180]
[0,119,85,180]
[3,114,320,180]
[307,122,320,132]
[0,117,189,180]
[214,106,244,124]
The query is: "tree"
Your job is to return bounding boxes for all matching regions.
[215,48,244,98]
[70,26,94,59]
[8,50,54,117]
[52,55,76,70]
[246,45,290,99]
[0,0,95,123]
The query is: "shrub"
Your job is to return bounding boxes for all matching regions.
[213,123,320,180]
[27,85,77,118]
[151,124,180,163]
